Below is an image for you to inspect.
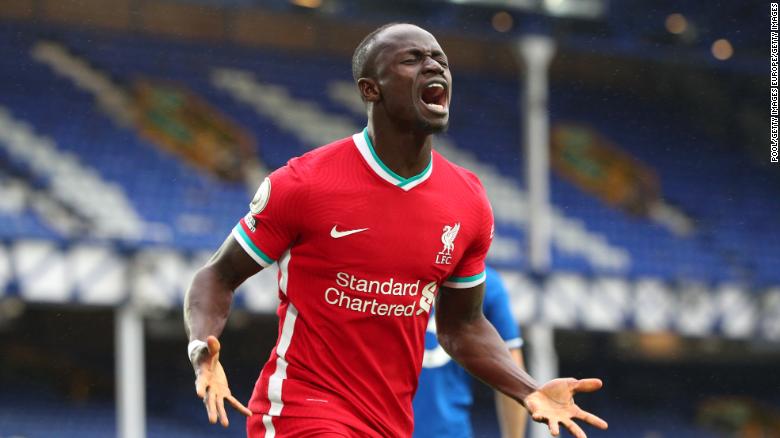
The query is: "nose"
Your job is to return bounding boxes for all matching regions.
[422,56,445,74]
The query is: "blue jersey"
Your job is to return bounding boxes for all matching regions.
[412,266,523,438]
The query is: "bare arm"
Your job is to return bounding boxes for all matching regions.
[183,235,261,426]
[184,235,262,346]
[435,283,538,403]
[495,349,528,438]
[436,283,607,438]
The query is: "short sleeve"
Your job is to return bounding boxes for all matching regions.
[482,267,523,349]
[442,183,494,289]
[231,163,308,267]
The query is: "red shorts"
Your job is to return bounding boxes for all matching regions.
[247,414,362,438]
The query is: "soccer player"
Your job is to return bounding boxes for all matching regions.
[413,266,527,438]
[184,23,608,438]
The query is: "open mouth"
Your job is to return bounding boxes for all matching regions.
[420,81,449,115]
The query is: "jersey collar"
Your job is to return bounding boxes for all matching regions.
[352,128,433,191]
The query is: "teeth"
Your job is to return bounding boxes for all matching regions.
[425,103,446,112]
[427,83,445,89]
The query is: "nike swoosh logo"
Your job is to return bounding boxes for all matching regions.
[330,226,369,238]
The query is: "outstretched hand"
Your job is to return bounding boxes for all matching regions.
[193,336,253,427]
[524,378,608,438]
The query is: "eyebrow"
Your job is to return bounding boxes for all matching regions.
[402,48,447,58]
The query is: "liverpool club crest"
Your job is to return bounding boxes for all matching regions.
[436,222,460,265]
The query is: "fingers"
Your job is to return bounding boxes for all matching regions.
[227,395,254,417]
[203,388,252,426]
[576,408,609,430]
[563,419,587,438]
[532,411,557,437]
[195,373,208,398]
[548,419,560,436]
[206,388,218,424]
[573,378,603,393]
[217,397,230,427]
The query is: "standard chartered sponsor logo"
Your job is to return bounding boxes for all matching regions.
[324,272,437,317]
[335,272,421,296]
[416,282,436,316]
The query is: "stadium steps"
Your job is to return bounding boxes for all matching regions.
[0,106,144,240]
[21,37,250,249]
[1,26,776,285]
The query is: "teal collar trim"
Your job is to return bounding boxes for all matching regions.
[360,128,433,189]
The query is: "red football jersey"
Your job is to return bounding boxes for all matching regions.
[232,129,493,438]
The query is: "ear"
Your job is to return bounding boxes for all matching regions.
[357,78,381,103]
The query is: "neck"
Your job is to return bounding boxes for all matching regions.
[366,118,433,179]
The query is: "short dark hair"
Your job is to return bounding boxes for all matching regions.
[351,22,408,83]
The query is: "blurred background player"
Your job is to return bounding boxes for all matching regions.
[414,265,528,438]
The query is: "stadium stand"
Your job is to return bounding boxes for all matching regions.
[4,354,762,438]
[0,395,718,438]
[0,0,774,436]
[5,319,772,438]
[1,24,776,287]
[1,30,249,249]
[0,169,59,240]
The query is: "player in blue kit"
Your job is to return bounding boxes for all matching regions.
[414,266,528,438]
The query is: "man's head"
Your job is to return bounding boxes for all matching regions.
[352,23,452,133]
